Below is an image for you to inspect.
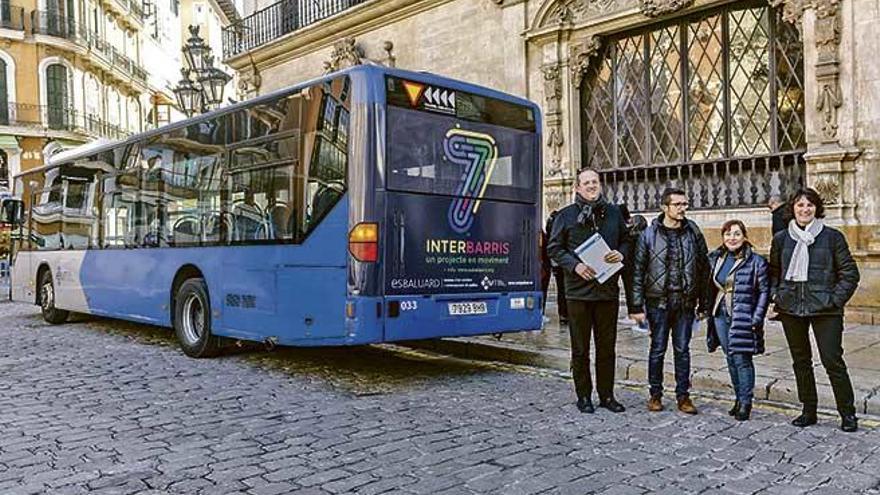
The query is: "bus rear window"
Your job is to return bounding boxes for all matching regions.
[386,106,538,203]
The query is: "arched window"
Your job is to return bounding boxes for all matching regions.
[0,58,8,125]
[580,3,805,210]
[46,63,70,130]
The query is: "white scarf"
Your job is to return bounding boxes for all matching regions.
[785,219,824,281]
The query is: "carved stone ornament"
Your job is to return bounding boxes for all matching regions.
[382,41,396,68]
[812,175,840,204]
[541,63,563,115]
[238,55,263,97]
[817,81,842,140]
[639,0,694,17]
[768,0,806,24]
[814,1,840,60]
[545,125,565,177]
[569,36,601,88]
[323,37,364,74]
[545,187,567,213]
[542,0,637,28]
[810,0,843,143]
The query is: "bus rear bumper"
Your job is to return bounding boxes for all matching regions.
[382,291,543,342]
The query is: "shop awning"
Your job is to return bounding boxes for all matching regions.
[0,135,20,150]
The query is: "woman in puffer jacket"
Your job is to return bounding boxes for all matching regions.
[706,220,770,421]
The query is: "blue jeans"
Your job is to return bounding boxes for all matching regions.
[647,304,694,398]
[715,306,755,405]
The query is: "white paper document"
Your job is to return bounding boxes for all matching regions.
[574,233,623,284]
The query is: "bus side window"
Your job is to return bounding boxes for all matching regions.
[62,164,99,251]
[101,173,139,249]
[31,168,63,251]
[303,84,348,234]
[227,93,302,244]
[139,137,224,247]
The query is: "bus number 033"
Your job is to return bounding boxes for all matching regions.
[400,301,418,311]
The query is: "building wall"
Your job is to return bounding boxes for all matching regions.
[225,0,880,319]
[250,0,526,97]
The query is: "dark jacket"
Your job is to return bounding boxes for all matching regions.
[771,206,786,237]
[769,225,860,317]
[547,196,630,305]
[707,245,770,355]
[631,215,710,313]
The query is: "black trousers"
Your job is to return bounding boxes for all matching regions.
[553,266,568,320]
[780,314,856,416]
[540,266,551,313]
[568,299,619,401]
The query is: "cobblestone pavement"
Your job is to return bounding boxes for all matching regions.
[0,301,878,495]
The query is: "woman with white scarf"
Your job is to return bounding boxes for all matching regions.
[769,188,860,432]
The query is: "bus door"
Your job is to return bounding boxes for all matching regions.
[381,77,541,340]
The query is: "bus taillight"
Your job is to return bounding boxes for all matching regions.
[349,222,379,262]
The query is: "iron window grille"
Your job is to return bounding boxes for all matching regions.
[581,2,805,210]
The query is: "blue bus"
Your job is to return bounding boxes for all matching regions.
[1,66,543,357]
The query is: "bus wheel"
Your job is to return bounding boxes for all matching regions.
[39,270,69,325]
[174,278,220,358]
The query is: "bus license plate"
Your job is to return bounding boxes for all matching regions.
[448,301,488,316]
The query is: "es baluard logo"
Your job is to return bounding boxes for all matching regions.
[401,80,499,234]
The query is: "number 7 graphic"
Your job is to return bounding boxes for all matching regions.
[444,128,498,234]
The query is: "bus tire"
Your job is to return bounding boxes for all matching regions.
[174,277,220,358]
[39,270,69,325]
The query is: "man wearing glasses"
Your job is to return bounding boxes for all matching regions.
[630,188,710,414]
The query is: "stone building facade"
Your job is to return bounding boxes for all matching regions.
[222,0,880,319]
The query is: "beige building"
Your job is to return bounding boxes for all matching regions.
[0,0,239,190]
[0,0,153,186]
[221,0,880,320]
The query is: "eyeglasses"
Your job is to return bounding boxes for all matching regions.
[667,201,689,208]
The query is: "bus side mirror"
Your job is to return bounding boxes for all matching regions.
[0,199,23,227]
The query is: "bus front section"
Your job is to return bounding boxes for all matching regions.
[378,74,543,341]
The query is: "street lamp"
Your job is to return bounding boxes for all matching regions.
[173,25,231,117]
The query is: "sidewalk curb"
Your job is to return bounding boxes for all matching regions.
[400,335,880,420]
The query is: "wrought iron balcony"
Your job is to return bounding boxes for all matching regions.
[0,103,132,140]
[128,0,144,22]
[31,11,82,40]
[598,151,806,212]
[30,13,147,84]
[222,0,369,59]
[0,5,25,31]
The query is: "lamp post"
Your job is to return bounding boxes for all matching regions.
[173,25,231,117]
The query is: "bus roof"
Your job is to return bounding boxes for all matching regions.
[15,64,540,180]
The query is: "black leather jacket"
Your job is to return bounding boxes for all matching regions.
[769,226,860,317]
[631,215,710,313]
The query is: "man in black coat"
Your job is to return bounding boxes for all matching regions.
[548,168,629,414]
[630,188,710,415]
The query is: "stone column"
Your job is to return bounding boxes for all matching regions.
[541,33,603,215]
[791,0,880,319]
[795,0,861,231]
[531,16,572,215]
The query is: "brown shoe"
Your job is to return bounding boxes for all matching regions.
[677,396,698,415]
[647,396,663,412]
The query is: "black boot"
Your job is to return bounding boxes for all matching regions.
[598,397,626,413]
[728,400,740,417]
[576,397,594,414]
[841,414,858,432]
[734,403,752,421]
[791,407,818,427]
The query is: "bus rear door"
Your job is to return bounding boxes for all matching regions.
[381,77,542,341]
